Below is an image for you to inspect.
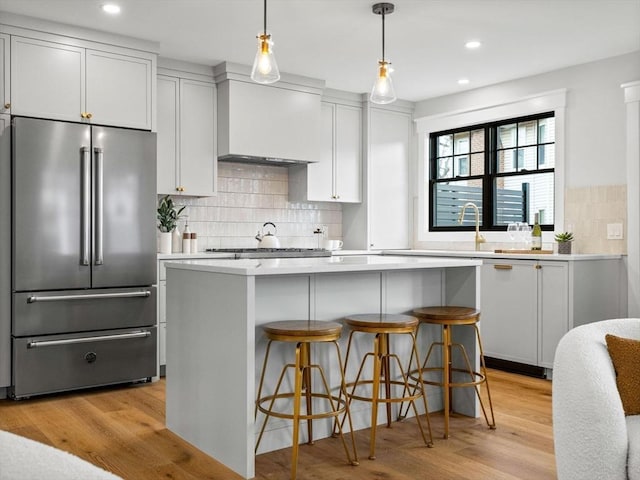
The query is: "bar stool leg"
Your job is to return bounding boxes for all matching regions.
[290,342,305,480]
[409,332,434,447]
[475,325,496,430]
[328,341,359,465]
[442,324,451,439]
[381,334,393,427]
[369,333,383,460]
[302,342,314,444]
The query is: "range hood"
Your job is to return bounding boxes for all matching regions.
[215,62,325,166]
[218,154,313,166]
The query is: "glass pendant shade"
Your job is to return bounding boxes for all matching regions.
[251,34,280,84]
[370,61,396,104]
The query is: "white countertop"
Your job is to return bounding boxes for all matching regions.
[164,254,481,276]
[388,249,623,261]
[157,252,235,260]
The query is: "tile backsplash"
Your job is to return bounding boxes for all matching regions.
[160,163,342,250]
[564,184,627,254]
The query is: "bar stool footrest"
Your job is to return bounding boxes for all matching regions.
[257,392,348,421]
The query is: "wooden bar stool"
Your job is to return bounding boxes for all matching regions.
[340,313,434,460]
[411,306,496,439]
[255,320,358,479]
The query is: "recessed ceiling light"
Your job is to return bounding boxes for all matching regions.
[465,40,481,49]
[458,78,470,85]
[101,4,121,14]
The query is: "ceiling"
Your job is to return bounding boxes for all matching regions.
[1,0,639,101]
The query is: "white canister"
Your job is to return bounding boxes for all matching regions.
[158,232,172,254]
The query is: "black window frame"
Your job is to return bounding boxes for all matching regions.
[429,111,555,232]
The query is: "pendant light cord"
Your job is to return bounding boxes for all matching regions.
[263,0,268,35]
[381,7,386,62]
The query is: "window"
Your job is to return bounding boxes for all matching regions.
[429,112,555,231]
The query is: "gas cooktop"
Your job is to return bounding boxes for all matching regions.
[204,248,331,259]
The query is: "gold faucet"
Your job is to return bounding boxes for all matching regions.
[458,202,486,251]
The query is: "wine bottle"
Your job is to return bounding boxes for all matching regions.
[531,212,542,250]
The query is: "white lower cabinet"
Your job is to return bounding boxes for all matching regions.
[480,257,623,369]
[481,260,540,365]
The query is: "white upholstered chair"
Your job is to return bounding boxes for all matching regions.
[552,318,640,480]
[0,430,122,480]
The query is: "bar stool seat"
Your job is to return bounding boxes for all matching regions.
[341,313,433,460]
[411,306,496,439]
[255,320,358,480]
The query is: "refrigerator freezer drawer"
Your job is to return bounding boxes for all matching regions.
[12,327,157,399]
[13,287,156,336]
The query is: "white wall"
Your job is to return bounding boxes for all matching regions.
[413,51,640,254]
[414,51,640,188]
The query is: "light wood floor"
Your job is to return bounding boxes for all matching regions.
[0,369,555,479]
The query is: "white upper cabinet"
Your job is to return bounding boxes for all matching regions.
[369,108,411,249]
[157,74,216,197]
[11,35,153,129]
[290,101,362,203]
[304,102,335,201]
[85,49,152,129]
[11,36,84,122]
[157,76,180,195]
[0,34,9,114]
[334,104,362,202]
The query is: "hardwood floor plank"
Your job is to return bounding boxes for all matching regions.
[0,369,555,479]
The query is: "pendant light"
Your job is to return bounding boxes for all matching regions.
[370,3,396,104]
[251,0,280,84]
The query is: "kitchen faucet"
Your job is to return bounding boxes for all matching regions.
[458,202,486,251]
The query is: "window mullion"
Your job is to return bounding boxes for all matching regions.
[483,125,493,229]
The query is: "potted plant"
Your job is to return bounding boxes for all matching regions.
[157,195,185,253]
[555,231,574,254]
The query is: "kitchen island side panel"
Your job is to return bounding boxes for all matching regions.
[165,268,255,479]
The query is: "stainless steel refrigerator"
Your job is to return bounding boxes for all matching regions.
[11,116,157,399]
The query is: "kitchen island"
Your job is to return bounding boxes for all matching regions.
[164,255,482,479]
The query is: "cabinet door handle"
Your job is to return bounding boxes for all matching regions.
[535,264,542,269]
[81,112,87,119]
[3,103,9,109]
[493,264,513,270]
[86,113,93,119]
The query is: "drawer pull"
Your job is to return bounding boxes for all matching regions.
[27,330,151,349]
[27,291,151,303]
[493,264,513,270]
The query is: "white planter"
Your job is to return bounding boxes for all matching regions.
[158,232,172,254]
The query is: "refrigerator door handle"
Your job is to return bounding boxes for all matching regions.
[27,330,151,349]
[26,290,152,303]
[81,147,91,266]
[94,147,104,265]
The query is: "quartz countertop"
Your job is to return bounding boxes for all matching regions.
[387,249,623,261]
[164,254,481,276]
[157,252,235,260]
